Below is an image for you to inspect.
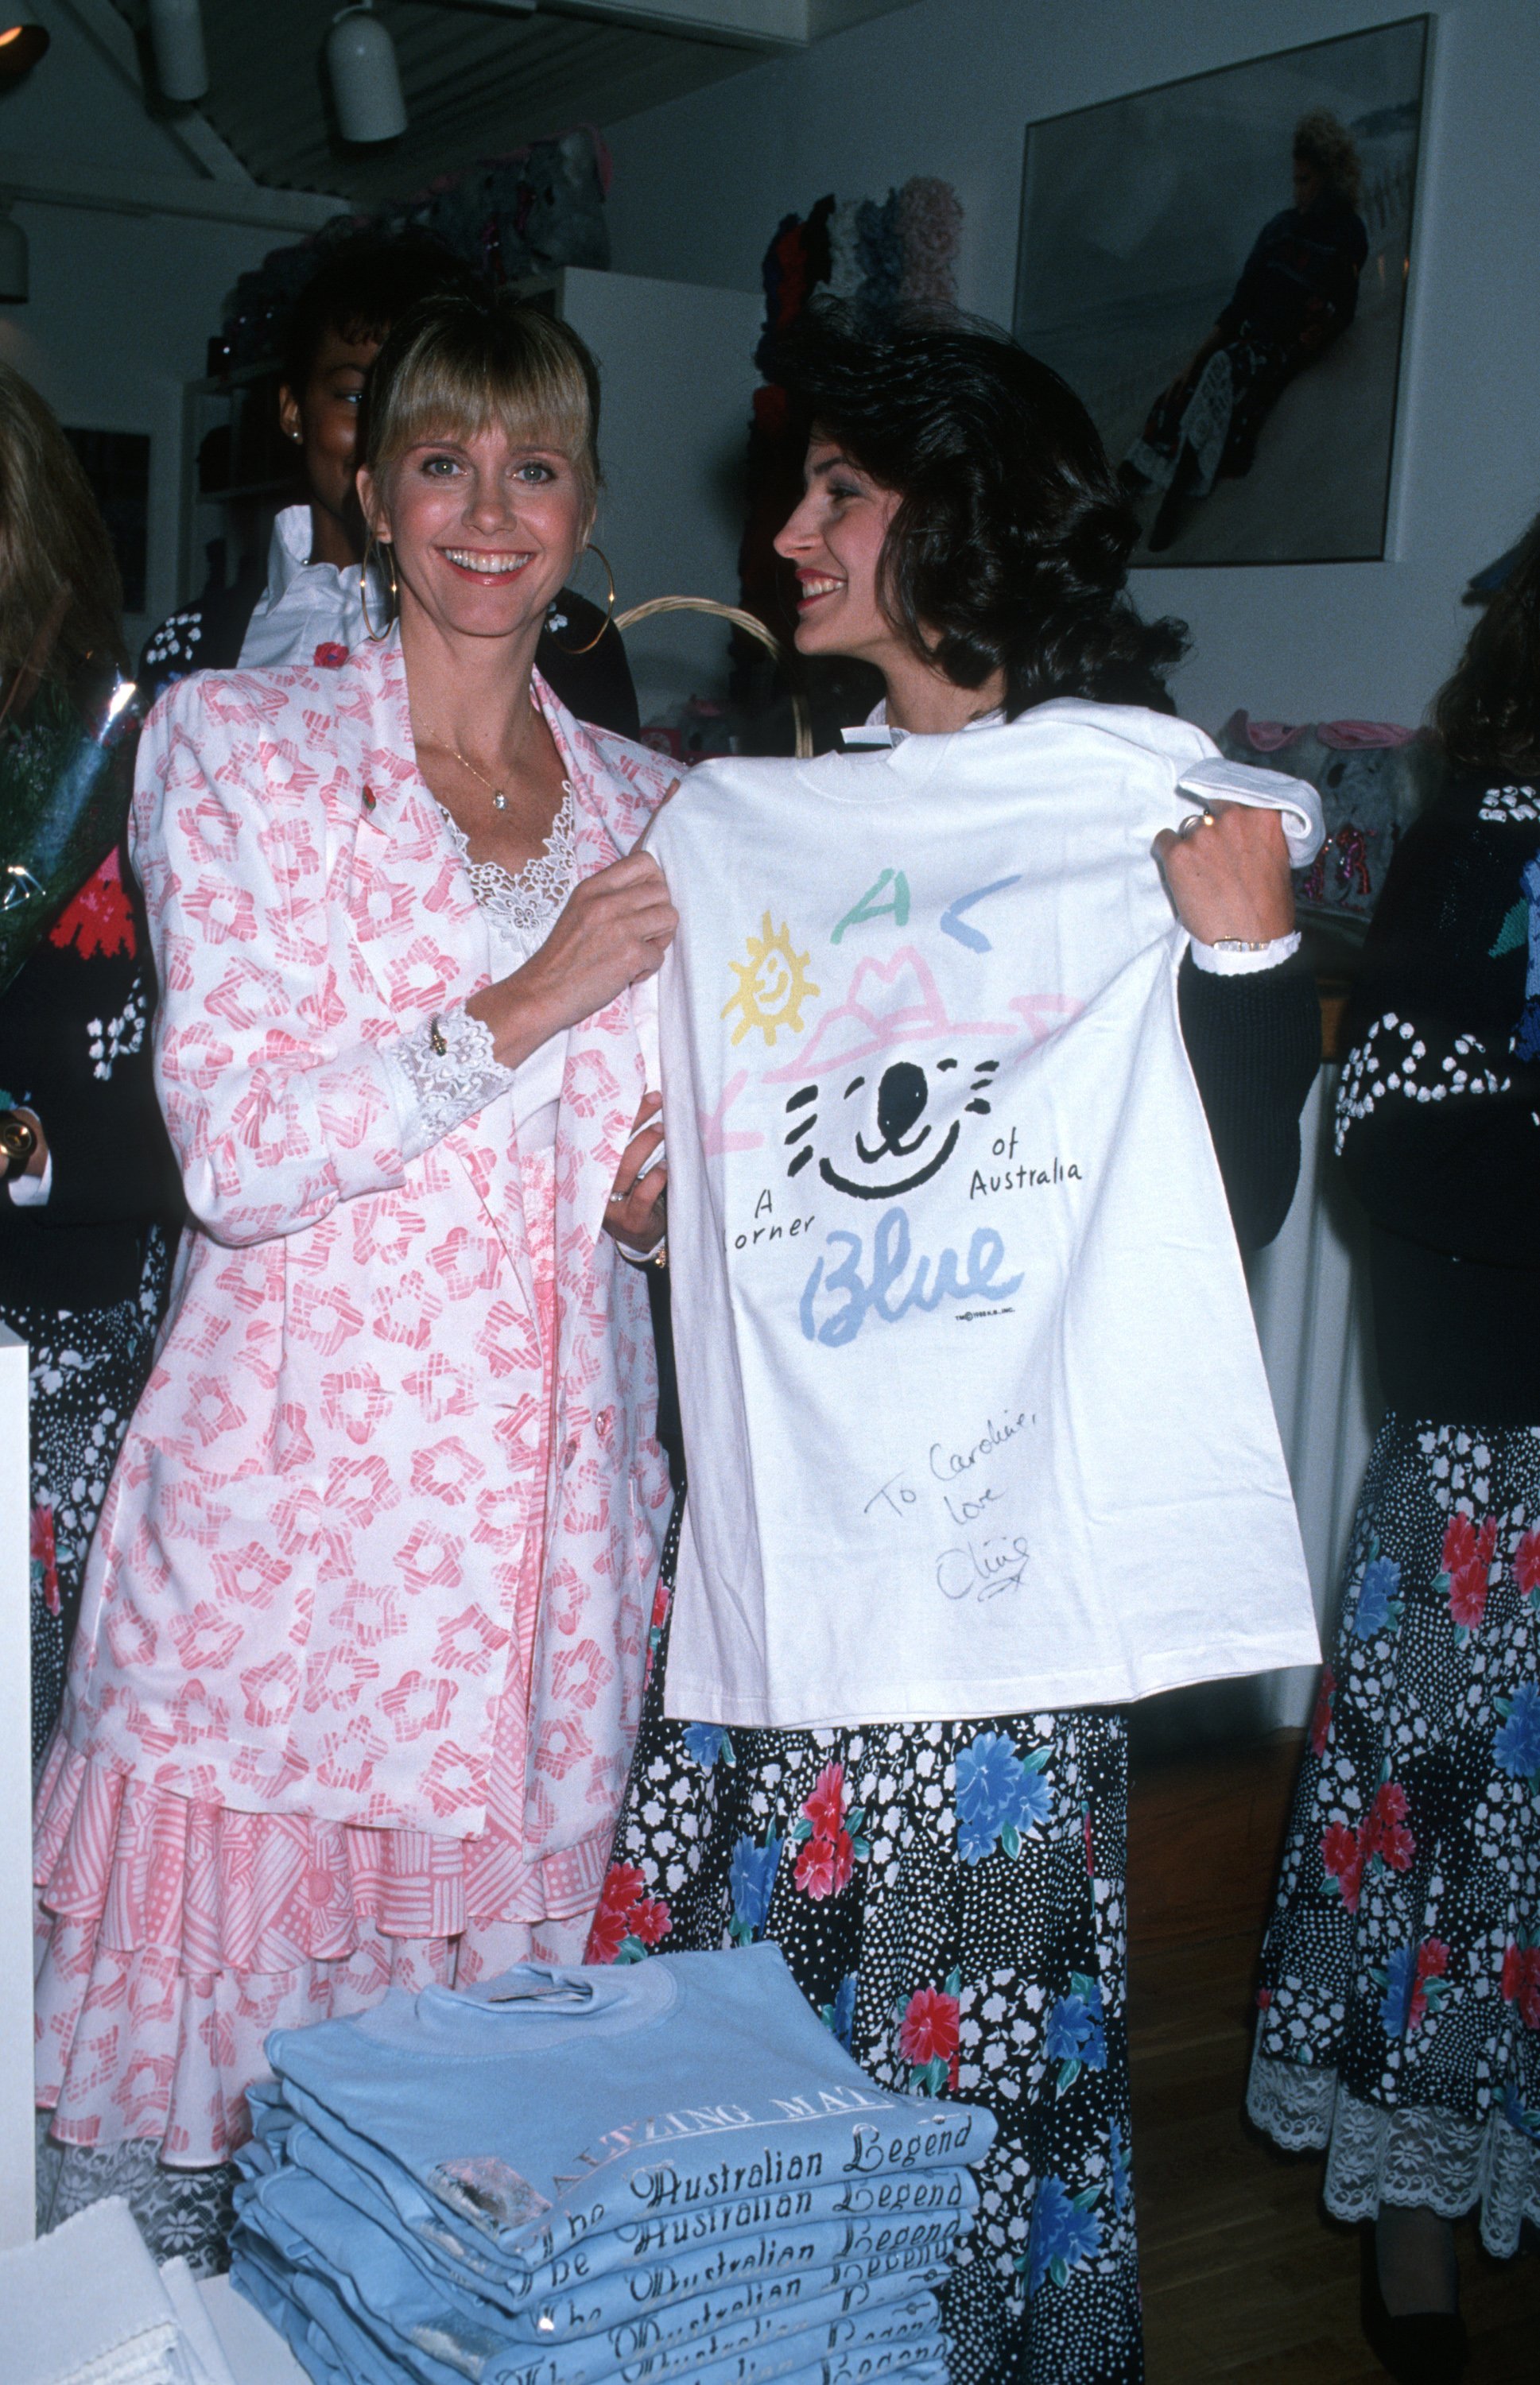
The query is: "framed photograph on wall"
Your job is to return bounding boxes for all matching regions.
[1013,16,1429,566]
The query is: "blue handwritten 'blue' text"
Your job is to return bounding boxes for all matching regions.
[799,1207,1023,1347]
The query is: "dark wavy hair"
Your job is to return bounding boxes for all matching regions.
[1433,512,1540,777]
[280,232,479,399]
[771,304,1188,719]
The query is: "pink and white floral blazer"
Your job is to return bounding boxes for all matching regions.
[63,632,673,1903]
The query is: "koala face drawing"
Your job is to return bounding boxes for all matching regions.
[783,1056,999,1200]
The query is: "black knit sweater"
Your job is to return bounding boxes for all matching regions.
[1336,774,1540,1424]
[0,840,184,1313]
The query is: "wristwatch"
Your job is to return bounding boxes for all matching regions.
[0,1108,38,1182]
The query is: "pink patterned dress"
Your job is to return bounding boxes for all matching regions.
[33,633,674,2181]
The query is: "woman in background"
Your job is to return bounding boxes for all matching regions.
[0,363,181,1760]
[1249,528,1540,2385]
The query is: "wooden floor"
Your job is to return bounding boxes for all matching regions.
[1125,1737,1538,2383]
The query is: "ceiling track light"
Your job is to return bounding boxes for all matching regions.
[148,0,208,105]
[0,22,48,80]
[327,2,408,145]
[0,198,29,304]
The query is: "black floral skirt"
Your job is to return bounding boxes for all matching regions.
[1250,1415,1540,2256]
[4,1224,173,1764]
[591,1510,1142,2385]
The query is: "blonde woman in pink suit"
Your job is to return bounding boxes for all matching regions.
[33,293,677,2256]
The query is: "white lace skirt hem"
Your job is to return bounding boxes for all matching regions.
[1246,2044,1540,2259]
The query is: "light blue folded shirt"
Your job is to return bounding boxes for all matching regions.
[269,2113,960,2342]
[246,2076,976,2314]
[263,1949,993,2272]
[233,2210,945,2385]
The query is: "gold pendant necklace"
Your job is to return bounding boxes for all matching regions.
[447,737,509,811]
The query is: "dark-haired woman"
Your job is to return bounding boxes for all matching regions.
[590,309,1324,2385]
[1249,531,1540,2385]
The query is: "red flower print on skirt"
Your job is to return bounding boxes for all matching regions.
[1325,1813,1373,1908]
[802,1761,847,1841]
[1515,1530,1540,1605]
[789,1756,867,1900]
[898,1984,960,2069]
[1362,1780,1414,1873]
[629,1895,673,1949]
[898,1980,962,2094]
[30,1504,59,1616]
[1324,1777,1414,1914]
[1503,1937,1540,2029]
[1439,1512,1497,1631]
[1321,1820,1365,1913]
[793,1826,854,1902]
[585,1862,671,1962]
[1408,1939,1449,2030]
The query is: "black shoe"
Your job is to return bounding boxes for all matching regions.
[1360,2227,1468,2385]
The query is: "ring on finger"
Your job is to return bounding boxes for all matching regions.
[1177,808,1217,839]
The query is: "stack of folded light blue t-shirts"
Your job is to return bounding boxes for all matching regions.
[231,1944,996,2385]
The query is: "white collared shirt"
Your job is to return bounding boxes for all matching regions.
[238,505,385,669]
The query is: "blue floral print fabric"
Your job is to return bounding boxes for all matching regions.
[1249,1417,1540,2257]
[591,1514,1143,2385]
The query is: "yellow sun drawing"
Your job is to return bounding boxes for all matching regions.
[722,912,820,1048]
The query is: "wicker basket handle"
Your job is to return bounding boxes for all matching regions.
[613,595,814,760]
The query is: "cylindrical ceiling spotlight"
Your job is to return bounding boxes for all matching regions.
[328,4,407,144]
[148,0,208,104]
[0,201,29,304]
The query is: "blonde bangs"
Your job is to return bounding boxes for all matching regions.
[365,300,599,514]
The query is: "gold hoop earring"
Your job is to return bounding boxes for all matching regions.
[360,538,398,642]
[549,545,615,654]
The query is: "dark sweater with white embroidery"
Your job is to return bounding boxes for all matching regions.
[0,842,184,1314]
[1336,773,1540,1425]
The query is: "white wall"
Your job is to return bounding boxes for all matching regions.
[560,267,765,722]
[603,0,1539,735]
[0,3,289,648]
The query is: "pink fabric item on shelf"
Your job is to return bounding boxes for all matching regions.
[1229,717,1300,751]
[1315,721,1420,750]
[1228,714,1418,753]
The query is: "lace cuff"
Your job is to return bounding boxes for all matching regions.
[379,1002,518,1164]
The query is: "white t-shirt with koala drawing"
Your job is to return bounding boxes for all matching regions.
[641,699,1323,1728]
